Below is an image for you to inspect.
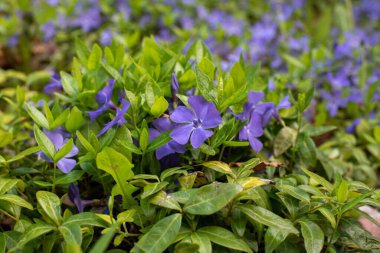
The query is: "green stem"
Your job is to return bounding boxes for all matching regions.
[52,162,57,193]
[218,145,225,161]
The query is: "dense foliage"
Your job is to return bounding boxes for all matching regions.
[1,0,380,252]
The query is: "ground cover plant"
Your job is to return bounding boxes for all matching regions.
[1,0,380,252]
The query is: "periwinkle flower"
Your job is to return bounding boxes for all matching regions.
[42,21,56,41]
[170,96,222,148]
[41,129,78,174]
[68,184,94,213]
[239,112,264,152]
[7,35,19,48]
[44,73,62,95]
[100,29,112,46]
[98,99,130,136]
[171,73,180,108]
[346,118,361,134]
[149,117,186,159]
[87,80,116,122]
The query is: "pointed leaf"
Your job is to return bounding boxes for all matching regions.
[36,191,62,226]
[299,220,324,253]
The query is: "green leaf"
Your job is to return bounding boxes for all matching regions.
[202,161,234,176]
[302,168,334,192]
[277,184,310,203]
[34,125,55,160]
[0,194,33,210]
[337,180,348,203]
[265,227,289,253]
[0,178,20,195]
[274,127,296,156]
[141,182,169,199]
[223,141,250,147]
[139,127,149,152]
[76,131,97,154]
[117,209,135,223]
[151,96,169,117]
[89,224,117,253]
[195,66,217,104]
[0,233,5,253]
[299,220,324,253]
[96,147,135,206]
[237,204,298,235]
[146,131,171,153]
[87,44,103,70]
[231,207,247,237]
[150,191,182,211]
[54,138,73,163]
[190,232,212,253]
[136,213,182,253]
[198,57,215,79]
[297,133,317,166]
[7,146,40,163]
[197,226,252,253]
[11,224,55,250]
[55,171,84,185]
[341,192,372,214]
[36,191,62,226]
[60,71,79,97]
[317,207,336,228]
[72,58,83,91]
[59,224,82,245]
[62,212,109,228]
[25,103,49,129]
[66,106,84,132]
[51,108,70,129]
[174,242,199,253]
[184,183,243,215]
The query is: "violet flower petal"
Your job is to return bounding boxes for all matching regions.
[170,124,193,144]
[190,128,213,148]
[57,158,76,174]
[170,106,194,123]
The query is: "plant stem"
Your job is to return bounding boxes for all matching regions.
[52,162,57,193]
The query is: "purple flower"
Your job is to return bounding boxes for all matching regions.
[74,6,102,33]
[98,99,130,136]
[46,0,59,6]
[100,29,112,46]
[171,73,180,107]
[42,21,56,41]
[239,112,264,152]
[149,118,186,159]
[7,35,19,47]
[42,129,78,174]
[44,73,62,95]
[346,119,361,134]
[68,184,94,213]
[170,96,222,148]
[87,80,116,122]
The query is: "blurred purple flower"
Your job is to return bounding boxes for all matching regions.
[46,0,59,6]
[100,29,112,46]
[42,21,56,41]
[74,6,102,33]
[170,96,222,148]
[68,184,94,213]
[7,35,19,47]
[346,118,361,134]
[149,118,186,159]
[44,73,62,95]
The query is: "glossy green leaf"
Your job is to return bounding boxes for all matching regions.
[59,223,82,245]
[87,44,103,70]
[96,147,135,206]
[174,242,199,253]
[184,183,243,215]
[317,207,336,228]
[141,182,169,199]
[146,131,171,153]
[60,71,79,97]
[136,213,182,253]
[265,226,289,253]
[62,212,109,228]
[76,131,97,154]
[202,161,234,176]
[190,232,212,253]
[337,180,349,203]
[0,178,19,195]
[0,233,5,253]
[198,226,252,253]
[302,168,333,192]
[11,224,55,250]
[25,103,49,129]
[89,224,117,253]
[274,127,296,156]
[34,125,55,160]
[151,96,169,117]
[277,184,310,203]
[0,194,33,210]
[54,138,73,163]
[299,220,324,253]
[36,191,62,226]
[238,204,298,235]
[66,106,84,132]
[150,191,182,211]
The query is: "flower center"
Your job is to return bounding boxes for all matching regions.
[192,119,202,128]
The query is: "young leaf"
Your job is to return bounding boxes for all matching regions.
[337,180,348,203]
[299,220,324,253]
[150,191,182,211]
[96,147,135,206]
[89,224,117,253]
[60,71,79,97]
[146,131,171,153]
[0,194,33,210]
[202,161,234,176]
[141,182,169,199]
[34,125,55,160]
[66,107,84,132]
[274,127,296,156]
[183,183,243,215]
[135,213,182,253]
[25,103,50,129]
[36,191,62,226]
[54,139,73,163]
[197,226,252,253]
[76,131,97,154]
[62,212,109,228]
[302,168,334,193]
[190,232,212,253]
[139,127,149,152]
[87,44,103,70]
[151,96,169,117]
